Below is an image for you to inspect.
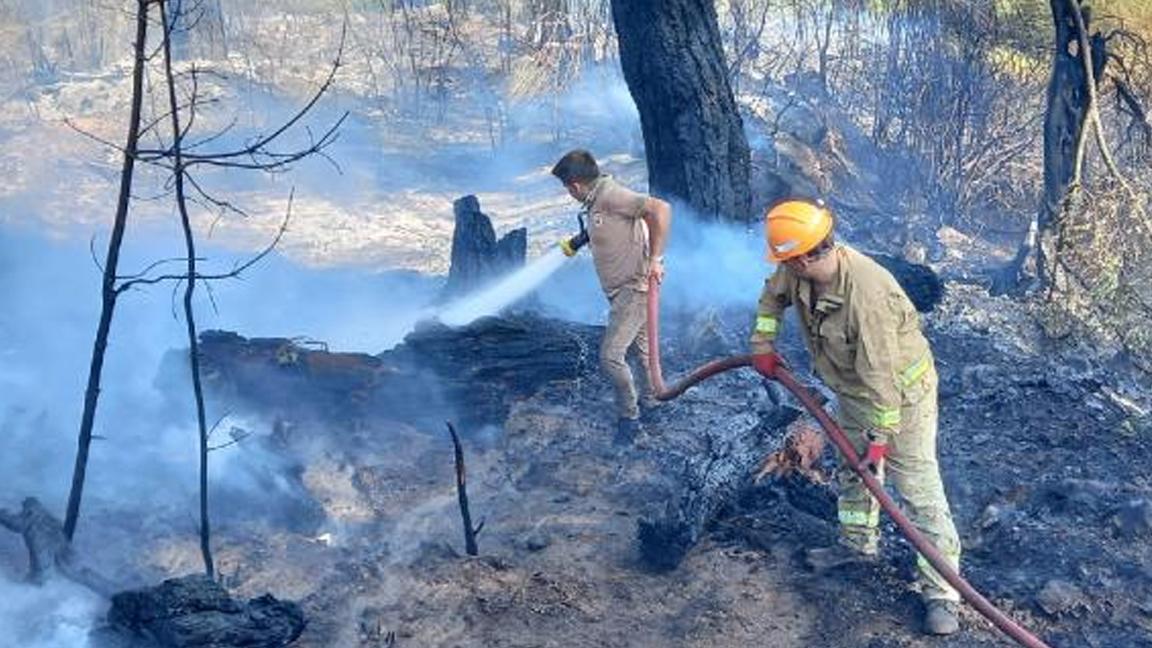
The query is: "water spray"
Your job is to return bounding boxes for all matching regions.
[436,215,591,328]
[643,276,1053,648]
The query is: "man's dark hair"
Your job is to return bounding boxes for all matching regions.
[551,149,600,184]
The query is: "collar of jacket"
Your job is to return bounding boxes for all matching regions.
[582,174,611,209]
[794,244,851,315]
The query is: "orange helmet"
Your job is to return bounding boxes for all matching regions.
[764,199,834,262]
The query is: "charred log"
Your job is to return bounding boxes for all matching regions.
[637,400,802,571]
[443,195,526,298]
[390,316,600,426]
[870,252,944,313]
[95,574,305,648]
[194,315,600,429]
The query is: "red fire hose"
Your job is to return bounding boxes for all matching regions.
[644,276,1052,648]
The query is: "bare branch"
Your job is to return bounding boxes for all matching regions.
[88,235,105,275]
[1068,0,1152,236]
[184,172,253,219]
[140,21,348,164]
[182,113,347,171]
[117,256,205,282]
[113,187,293,294]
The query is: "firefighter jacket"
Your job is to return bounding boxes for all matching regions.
[749,244,933,437]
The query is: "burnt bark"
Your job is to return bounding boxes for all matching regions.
[443,195,526,298]
[447,422,483,556]
[995,0,1105,294]
[637,402,801,571]
[871,252,943,313]
[611,0,753,221]
[99,574,305,648]
[194,315,600,430]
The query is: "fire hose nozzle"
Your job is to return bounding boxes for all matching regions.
[560,231,588,257]
[559,211,589,257]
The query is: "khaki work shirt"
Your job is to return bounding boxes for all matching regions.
[583,175,649,298]
[749,244,933,434]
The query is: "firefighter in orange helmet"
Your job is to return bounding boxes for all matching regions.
[750,198,963,636]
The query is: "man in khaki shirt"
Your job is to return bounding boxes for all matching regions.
[552,150,671,444]
[750,199,962,636]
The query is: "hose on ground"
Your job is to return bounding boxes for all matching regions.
[643,276,1052,648]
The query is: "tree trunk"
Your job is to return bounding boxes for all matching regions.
[64,0,151,541]
[443,195,526,298]
[611,0,752,221]
[995,0,1104,294]
[1,498,116,595]
[159,0,215,580]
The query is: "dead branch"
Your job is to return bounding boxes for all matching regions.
[1068,0,1152,236]
[447,422,482,556]
[138,22,348,165]
[113,191,292,294]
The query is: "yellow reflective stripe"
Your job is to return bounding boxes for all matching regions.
[916,551,960,571]
[755,315,778,336]
[899,354,931,388]
[838,509,880,528]
[871,406,901,429]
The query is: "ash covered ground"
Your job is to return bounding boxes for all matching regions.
[0,38,1150,648]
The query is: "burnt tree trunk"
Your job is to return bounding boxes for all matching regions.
[64,0,151,541]
[159,0,215,580]
[995,0,1104,294]
[443,195,526,298]
[611,0,752,221]
[195,315,601,430]
[0,498,116,595]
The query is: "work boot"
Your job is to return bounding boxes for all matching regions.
[614,417,640,447]
[923,600,960,636]
[804,543,877,572]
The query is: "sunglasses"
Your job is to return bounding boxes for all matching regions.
[785,241,834,265]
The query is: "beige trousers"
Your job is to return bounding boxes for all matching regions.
[836,365,962,602]
[601,287,654,420]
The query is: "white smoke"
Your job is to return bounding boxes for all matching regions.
[0,579,102,648]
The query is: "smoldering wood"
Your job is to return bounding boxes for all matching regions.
[754,421,828,485]
[447,422,483,556]
[637,402,803,572]
[0,497,116,596]
[611,0,752,221]
[94,574,305,648]
[193,314,601,429]
[443,195,527,298]
[870,252,943,313]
